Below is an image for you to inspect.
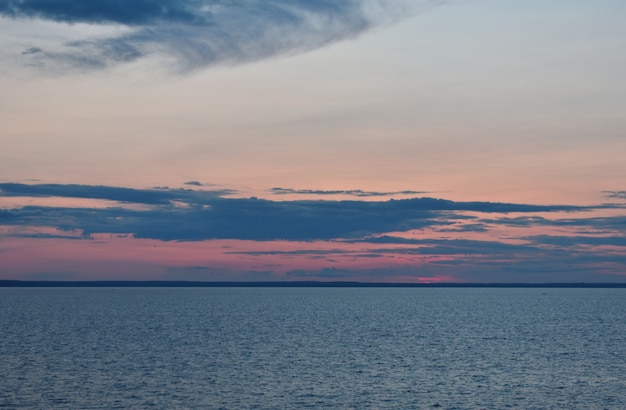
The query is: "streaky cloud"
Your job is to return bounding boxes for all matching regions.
[271,187,427,197]
[484,215,626,233]
[525,235,626,247]
[2,0,442,73]
[225,249,352,256]
[0,182,234,205]
[224,239,541,256]
[604,191,626,200]
[0,183,598,242]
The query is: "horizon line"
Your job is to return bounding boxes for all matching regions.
[1,280,625,288]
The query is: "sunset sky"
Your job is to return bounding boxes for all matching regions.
[1,0,625,282]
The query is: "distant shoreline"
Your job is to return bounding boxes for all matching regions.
[1,280,626,288]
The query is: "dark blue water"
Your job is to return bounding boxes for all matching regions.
[1,288,625,409]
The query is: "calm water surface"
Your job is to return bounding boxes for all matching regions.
[1,287,625,409]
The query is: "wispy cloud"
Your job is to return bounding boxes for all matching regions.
[525,235,626,247]
[271,187,427,197]
[604,191,626,200]
[1,0,440,73]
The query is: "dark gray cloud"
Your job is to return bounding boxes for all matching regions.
[436,223,488,232]
[483,215,626,234]
[480,216,549,227]
[2,183,626,282]
[225,249,351,256]
[346,237,540,255]
[0,182,234,205]
[0,199,444,241]
[225,239,541,257]
[525,235,626,247]
[0,183,599,242]
[2,0,438,72]
[286,267,353,279]
[604,191,626,200]
[271,187,428,197]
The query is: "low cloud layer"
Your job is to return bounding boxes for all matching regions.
[0,182,591,241]
[1,0,438,72]
[2,183,625,282]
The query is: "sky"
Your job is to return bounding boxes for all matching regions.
[1,0,625,283]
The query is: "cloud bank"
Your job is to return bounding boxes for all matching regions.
[1,0,439,72]
[2,183,625,282]
[0,182,591,241]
